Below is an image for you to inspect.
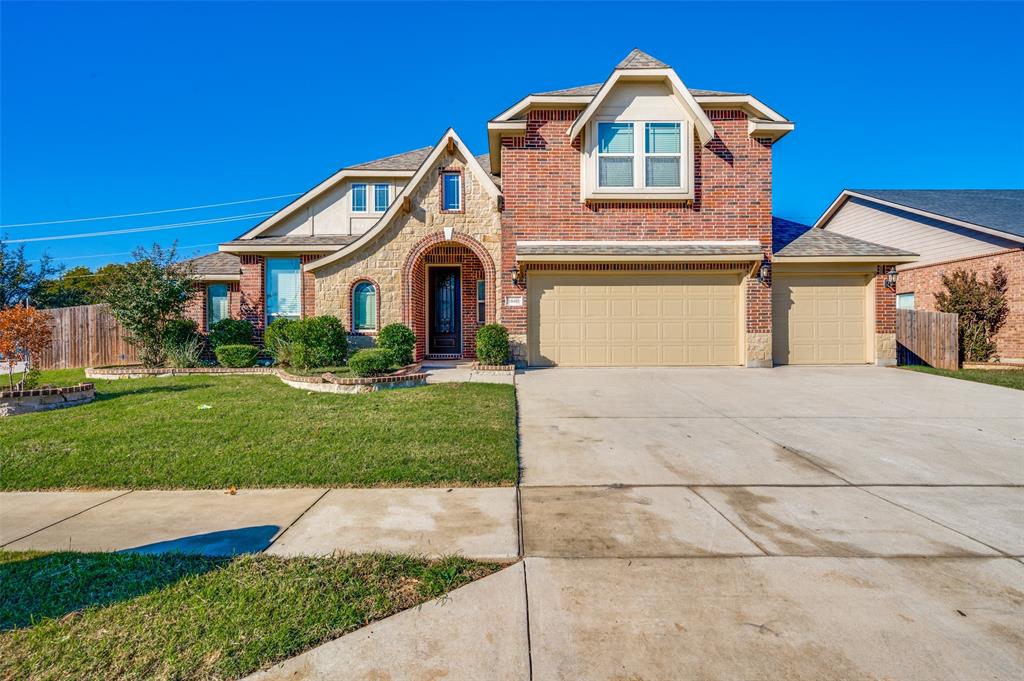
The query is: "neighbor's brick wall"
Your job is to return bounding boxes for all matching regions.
[499,109,774,341]
[897,249,1024,360]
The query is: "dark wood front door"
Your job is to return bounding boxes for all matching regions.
[428,267,461,355]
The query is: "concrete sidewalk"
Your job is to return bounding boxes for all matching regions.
[0,487,519,560]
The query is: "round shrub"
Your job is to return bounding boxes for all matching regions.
[214,344,260,368]
[475,324,510,365]
[348,348,394,377]
[264,318,299,364]
[292,315,348,368]
[377,323,416,366]
[209,318,253,349]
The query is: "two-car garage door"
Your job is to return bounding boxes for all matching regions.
[528,273,741,366]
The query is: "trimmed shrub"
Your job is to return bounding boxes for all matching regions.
[377,323,416,366]
[214,344,260,368]
[163,318,204,368]
[291,315,348,368]
[163,318,200,349]
[475,324,510,365]
[348,348,394,377]
[209,318,253,349]
[264,318,299,364]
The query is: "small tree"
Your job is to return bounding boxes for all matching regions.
[99,244,196,367]
[0,240,61,308]
[0,305,54,390]
[934,265,1009,362]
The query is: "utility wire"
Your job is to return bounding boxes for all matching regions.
[0,193,301,229]
[33,241,223,266]
[5,212,274,243]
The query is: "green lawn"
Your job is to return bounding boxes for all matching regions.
[0,550,499,680]
[0,369,518,490]
[902,365,1024,391]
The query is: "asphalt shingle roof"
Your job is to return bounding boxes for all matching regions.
[221,235,359,247]
[187,251,240,277]
[347,147,433,171]
[531,82,740,97]
[617,48,670,70]
[516,241,763,258]
[773,217,917,258]
[849,190,1024,239]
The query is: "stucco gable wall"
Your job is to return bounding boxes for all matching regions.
[825,198,1019,268]
[265,177,410,237]
[313,150,502,331]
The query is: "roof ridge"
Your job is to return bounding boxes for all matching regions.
[347,145,433,169]
[616,48,670,69]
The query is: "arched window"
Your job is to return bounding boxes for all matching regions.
[353,281,377,331]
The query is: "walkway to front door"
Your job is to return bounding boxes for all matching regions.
[428,266,461,356]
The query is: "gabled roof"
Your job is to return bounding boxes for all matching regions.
[834,190,1024,240]
[617,48,669,69]
[348,146,433,171]
[773,217,918,261]
[187,251,240,280]
[531,82,741,97]
[305,128,501,272]
[566,49,717,145]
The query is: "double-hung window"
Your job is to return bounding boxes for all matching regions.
[597,122,634,188]
[351,183,367,212]
[442,172,462,211]
[476,280,486,323]
[265,258,301,323]
[373,184,390,212]
[644,123,681,187]
[206,284,228,330]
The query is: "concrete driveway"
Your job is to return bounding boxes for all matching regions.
[518,366,1024,680]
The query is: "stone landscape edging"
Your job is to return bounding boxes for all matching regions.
[0,383,95,417]
[85,364,428,393]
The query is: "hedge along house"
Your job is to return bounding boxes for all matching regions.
[185,49,916,366]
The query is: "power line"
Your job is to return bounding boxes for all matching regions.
[4,212,274,243]
[33,241,223,266]
[0,193,300,229]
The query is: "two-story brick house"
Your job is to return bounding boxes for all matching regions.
[187,49,915,367]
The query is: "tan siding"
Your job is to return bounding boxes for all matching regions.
[825,198,1019,268]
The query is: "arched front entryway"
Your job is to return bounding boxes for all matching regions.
[402,232,496,360]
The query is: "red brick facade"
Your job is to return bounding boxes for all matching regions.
[499,109,774,338]
[875,267,896,334]
[184,282,240,332]
[897,249,1024,360]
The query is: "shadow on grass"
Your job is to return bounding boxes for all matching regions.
[1,525,279,630]
[91,382,214,402]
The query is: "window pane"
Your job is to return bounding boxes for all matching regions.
[207,284,228,329]
[354,282,377,330]
[476,280,486,323]
[645,123,681,153]
[351,184,367,212]
[645,157,681,187]
[598,122,633,153]
[599,157,634,187]
[266,258,301,321]
[374,184,389,212]
[896,293,915,310]
[443,173,461,210]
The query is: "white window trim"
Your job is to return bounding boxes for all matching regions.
[265,257,302,325]
[206,283,229,331]
[351,183,368,213]
[442,172,462,211]
[643,123,683,188]
[596,122,635,189]
[353,280,378,332]
[373,183,390,213]
[584,116,694,201]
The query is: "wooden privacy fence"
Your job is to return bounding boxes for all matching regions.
[896,308,959,371]
[38,304,138,369]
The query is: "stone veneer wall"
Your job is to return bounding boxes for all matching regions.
[313,148,502,348]
[1,384,95,417]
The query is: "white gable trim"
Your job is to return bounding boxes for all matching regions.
[237,168,415,240]
[305,128,501,272]
[567,69,716,146]
[815,190,1024,244]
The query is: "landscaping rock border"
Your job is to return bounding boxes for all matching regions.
[86,366,275,380]
[471,362,516,373]
[0,383,95,417]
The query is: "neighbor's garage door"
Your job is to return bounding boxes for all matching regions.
[772,275,869,364]
[528,273,741,367]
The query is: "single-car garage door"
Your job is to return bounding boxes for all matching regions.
[772,275,869,364]
[528,272,741,367]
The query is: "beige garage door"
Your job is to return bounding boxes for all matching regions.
[772,275,869,364]
[528,273,741,367]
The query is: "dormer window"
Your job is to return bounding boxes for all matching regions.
[644,123,681,187]
[587,117,692,200]
[597,122,635,187]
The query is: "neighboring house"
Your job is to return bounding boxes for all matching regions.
[185,49,915,367]
[817,190,1023,362]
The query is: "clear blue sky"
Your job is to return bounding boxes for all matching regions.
[3,1,1022,269]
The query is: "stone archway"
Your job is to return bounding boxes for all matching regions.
[402,232,496,360]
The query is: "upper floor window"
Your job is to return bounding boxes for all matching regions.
[266,258,301,323]
[373,184,390,212]
[597,122,634,188]
[351,183,367,212]
[644,123,681,187]
[442,172,462,211]
[353,281,377,331]
[206,284,229,330]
